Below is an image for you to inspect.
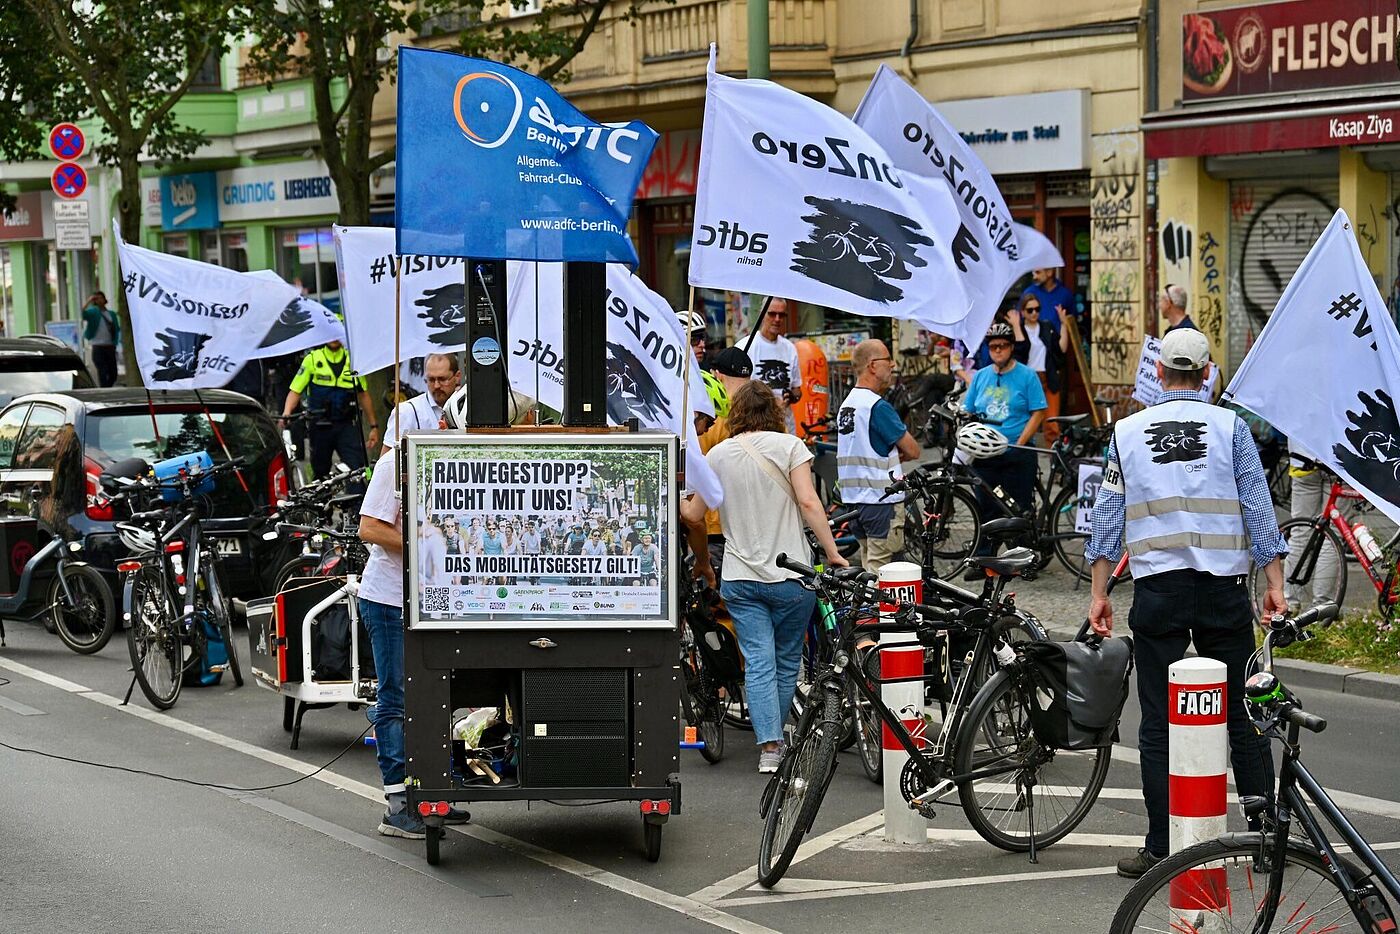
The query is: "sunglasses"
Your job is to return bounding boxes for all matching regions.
[988,341,1013,351]
[1024,305,1040,313]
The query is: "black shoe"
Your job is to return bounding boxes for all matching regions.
[1116,847,1162,879]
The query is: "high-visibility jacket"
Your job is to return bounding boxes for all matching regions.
[836,387,903,505]
[290,346,364,423]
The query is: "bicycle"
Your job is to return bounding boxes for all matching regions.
[757,523,1111,887]
[677,566,736,765]
[1250,470,1400,622]
[821,222,897,274]
[108,459,246,710]
[0,511,115,655]
[1110,601,1399,933]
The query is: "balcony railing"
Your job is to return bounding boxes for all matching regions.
[640,0,827,63]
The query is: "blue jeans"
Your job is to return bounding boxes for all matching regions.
[721,578,816,745]
[359,597,405,791]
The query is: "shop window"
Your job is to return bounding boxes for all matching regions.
[0,246,13,337]
[276,226,339,313]
[221,230,249,272]
[162,234,191,258]
[30,243,60,325]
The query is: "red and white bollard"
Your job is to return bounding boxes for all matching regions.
[1168,657,1228,911]
[877,562,926,844]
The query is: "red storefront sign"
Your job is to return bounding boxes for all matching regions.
[1146,105,1400,159]
[1182,1,1397,102]
[0,192,45,241]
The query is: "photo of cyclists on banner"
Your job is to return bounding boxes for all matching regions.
[406,435,675,629]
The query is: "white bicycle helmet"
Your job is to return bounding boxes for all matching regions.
[443,385,470,430]
[678,309,707,338]
[115,522,157,555]
[956,422,1009,461]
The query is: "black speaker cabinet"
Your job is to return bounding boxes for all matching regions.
[563,261,607,426]
[520,668,630,787]
[465,258,509,427]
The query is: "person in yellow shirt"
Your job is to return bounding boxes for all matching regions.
[281,340,378,482]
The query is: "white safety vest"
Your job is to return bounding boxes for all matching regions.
[1116,398,1249,578]
[836,387,903,504]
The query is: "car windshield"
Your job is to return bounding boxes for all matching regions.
[86,407,280,509]
[0,367,94,405]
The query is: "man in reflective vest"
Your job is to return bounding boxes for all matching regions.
[281,339,378,481]
[1085,328,1288,879]
[836,339,920,572]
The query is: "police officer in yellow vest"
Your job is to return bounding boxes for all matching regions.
[1084,328,1288,879]
[280,339,379,482]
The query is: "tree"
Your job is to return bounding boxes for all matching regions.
[6,0,243,382]
[244,0,671,229]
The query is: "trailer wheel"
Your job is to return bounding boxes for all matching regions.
[643,819,662,862]
[283,696,295,732]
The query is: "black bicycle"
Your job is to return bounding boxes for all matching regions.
[0,513,115,655]
[1111,602,1399,933]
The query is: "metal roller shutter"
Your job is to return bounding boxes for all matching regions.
[1228,179,1338,373]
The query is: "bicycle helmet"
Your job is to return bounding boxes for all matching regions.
[702,369,729,418]
[678,309,708,340]
[956,422,1009,460]
[115,523,157,555]
[985,322,1015,343]
[443,385,470,430]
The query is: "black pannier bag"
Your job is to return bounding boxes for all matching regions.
[1019,636,1134,750]
[686,600,742,686]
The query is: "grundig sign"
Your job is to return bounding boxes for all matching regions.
[1182,0,1397,102]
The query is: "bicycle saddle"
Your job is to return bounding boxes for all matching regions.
[967,546,1038,576]
[1047,414,1090,426]
[980,517,1032,542]
[100,456,150,484]
[1093,396,1116,407]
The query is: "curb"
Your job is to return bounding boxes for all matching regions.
[1043,625,1400,703]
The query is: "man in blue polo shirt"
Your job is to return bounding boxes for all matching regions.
[1021,266,1076,329]
[963,322,1046,574]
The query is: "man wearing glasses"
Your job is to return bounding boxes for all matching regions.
[837,339,920,571]
[1159,283,1195,333]
[381,352,461,455]
[746,297,803,432]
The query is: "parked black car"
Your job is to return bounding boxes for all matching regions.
[0,335,95,409]
[0,389,292,602]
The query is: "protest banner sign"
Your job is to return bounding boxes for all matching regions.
[1075,462,1103,535]
[1131,334,1218,407]
[853,66,1064,349]
[1226,209,1400,524]
[395,47,656,264]
[688,48,974,331]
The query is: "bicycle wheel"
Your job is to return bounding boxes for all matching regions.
[1253,518,1346,619]
[1048,484,1092,582]
[953,669,1110,852]
[204,564,242,687]
[125,567,183,710]
[49,563,116,654]
[757,686,841,888]
[908,485,981,580]
[846,677,881,783]
[1110,836,1383,933]
[273,553,320,592]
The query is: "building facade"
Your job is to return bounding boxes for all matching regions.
[1146,0,1400,380]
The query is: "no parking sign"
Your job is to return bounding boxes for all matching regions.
[48,123,86,161]
[51,163,88,200]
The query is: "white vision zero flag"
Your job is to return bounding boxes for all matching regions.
[688,48,975,330]
[1225,209,1400,524]
[854,65,1064,349]
[116,227,337,389]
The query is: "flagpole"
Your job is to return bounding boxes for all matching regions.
[681,285,696,460]
[741,295,772,355]
[393,256,402,484]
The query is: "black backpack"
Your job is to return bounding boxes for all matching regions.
[1019,636,1134,750]
[685,598,743,686]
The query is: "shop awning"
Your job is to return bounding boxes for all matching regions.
[1144,94,1400,160]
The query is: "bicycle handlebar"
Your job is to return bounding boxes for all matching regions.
[1283,706,1328,734]
[276,522,360,542]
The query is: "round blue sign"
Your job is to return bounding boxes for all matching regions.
[472,336,501,366]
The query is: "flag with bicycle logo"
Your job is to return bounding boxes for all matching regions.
[1224,209,1400,524]
[687,46,974,330]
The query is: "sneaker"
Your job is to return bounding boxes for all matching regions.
[1116,847,1162,879]
[442,805,471,825]
[758,748,782,773]
[377,809,427,839]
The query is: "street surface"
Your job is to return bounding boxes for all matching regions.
[2,564,1397,934]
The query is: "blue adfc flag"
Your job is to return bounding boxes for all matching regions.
[396,47,657,264]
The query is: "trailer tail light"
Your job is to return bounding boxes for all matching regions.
[117,560,142,574]
[84,457,114,521]
[417,801,451,817]
[640,798,670,816]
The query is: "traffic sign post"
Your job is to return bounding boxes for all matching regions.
[48,123,86,161]
[51,163,88,200]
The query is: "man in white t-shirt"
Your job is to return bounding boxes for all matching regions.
[381,353,461,454]
[358,450,469,838]
[744,297,802,431]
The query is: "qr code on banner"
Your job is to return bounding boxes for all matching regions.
[423,587,450,612]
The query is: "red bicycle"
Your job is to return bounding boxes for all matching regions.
[1249,474,1400,622]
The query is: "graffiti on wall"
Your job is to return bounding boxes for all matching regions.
[1090,129,1143,385]
[1196,229,1224,355]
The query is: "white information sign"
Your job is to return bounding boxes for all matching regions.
[1131,335,1218,407]
[54,199,91,249]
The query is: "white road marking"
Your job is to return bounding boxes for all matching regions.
[920,827,1143,848]
[687,810,885,904]
[0,658,779,934]
[715,865,1122,907]
[0,693,45,716]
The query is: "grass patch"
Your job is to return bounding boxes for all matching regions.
[1274,611,1400,675]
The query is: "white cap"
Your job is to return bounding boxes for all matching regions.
[1160,328,1210,370]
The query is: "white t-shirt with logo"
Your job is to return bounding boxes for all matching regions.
[747,333,801,430]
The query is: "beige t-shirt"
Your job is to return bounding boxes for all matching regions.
[706,431,814,583]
